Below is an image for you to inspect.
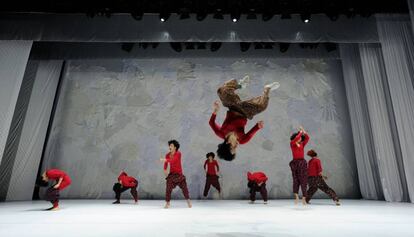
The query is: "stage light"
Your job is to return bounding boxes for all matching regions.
[324,43,337,52]
[170,42,182,52]
[197,12,207,21]
[254,42,263,49]
[213,9,224,19]
[263,42,274,49]
[279,43,290,53]
[281,13,292,19]
[185,42,195,50]
[210,42,222,52]
[131,12,143,21]
[197,42,207,49]
[262,13,274,21]
[301,13,311,23]
[121,43,134,53]
[231,12,240,22]
[240,42,251,52]
[159,13,170,22]
[247,9,257,20]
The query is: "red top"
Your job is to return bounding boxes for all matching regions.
[204,160,219,175]
[247,172,268,184]
[46,169,71,183]
[290,131,310,159]
[308,157,323,177]
[118,172,138,188]
[164,151,183,175]
[209,112,260,144]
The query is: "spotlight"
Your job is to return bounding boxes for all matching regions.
[281,13,292,19]
[213,9,224,19]
[279,43,290,53]
[139,43,149,49]
[231,12,240,22]
[197,42,207,49]
[262,12,274,21]
[197,12,208,21]
[263,42,274,49]
[254,42,263,49]
[121,43,134,53]
[240,42,251,52]
[159,13,170,22]
[131,12,143,21]
[301,13,311,23]
[324,43,337,52]
[247,9,257,20]
[210,42,222,52]
[170,42,182,52]
[185,42,195,50]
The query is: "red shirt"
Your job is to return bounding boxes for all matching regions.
[204,160,219,175]
[290,131,310,159]
[247,172,268,184]
[308,157,323,177]
[45,169,71,190]
[164,151,183,175]
[209,111,260,144]
[118,172,138,188]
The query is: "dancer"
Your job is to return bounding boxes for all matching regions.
[306,149,340,206]
[36,169,71,211]
[289,126,310,205]
[203,152,221,198]
[112,171,138,204]
[209,76,280,161]
[247,171,268,204]
[160,140,192,209]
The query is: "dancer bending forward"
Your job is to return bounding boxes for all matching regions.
[247,171,268,204]
[37,169,71,211]
[112,171,138,204]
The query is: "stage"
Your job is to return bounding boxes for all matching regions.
[0,200,413,237]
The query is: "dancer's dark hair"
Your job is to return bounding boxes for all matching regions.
[217,142,235,161]
[206,152,215,159]
[307,149,318,157]
[36,175,49,187]
[168,140,180,150]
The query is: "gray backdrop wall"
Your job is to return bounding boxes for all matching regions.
[41,54,359,199]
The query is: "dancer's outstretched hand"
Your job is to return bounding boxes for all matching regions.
[213,100,220,114]
[258,121,264,129]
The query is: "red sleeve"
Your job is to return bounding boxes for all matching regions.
[290,131,303,146]
[209,113,225,139]
[239,123,260,144]
[163,154,169,170]
[317,159,323,174]
[303,133,310,146]
[203,160,208,170]
[46,169,65,179]
[215,160,219,172]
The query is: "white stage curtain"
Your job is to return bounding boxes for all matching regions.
[5,60,63,201]
[339,44,384,200]
[377,15,414,202]
[358,44,405,202]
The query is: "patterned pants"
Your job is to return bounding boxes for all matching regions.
[306,176,339,203]
[249,183,268,202]
[203,175,221,197]
[217,79,269,120]
[165,173,190,202]
[113,183,138,202]
[289,159,308,197]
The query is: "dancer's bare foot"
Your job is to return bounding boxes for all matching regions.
[294,193,299,205]
[302,197,307,206]
[335,200,341,206]
[164,202,170,209]
[238,75,250,89]
[50,206,60,211]
[186,199,192,208]
[265,81,280,91]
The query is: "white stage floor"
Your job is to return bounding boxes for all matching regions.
[0,200,413,237]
